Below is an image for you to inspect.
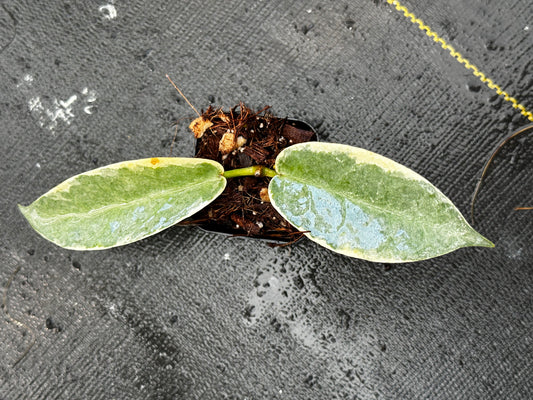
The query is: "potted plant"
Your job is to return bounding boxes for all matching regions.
[19,102,493,263]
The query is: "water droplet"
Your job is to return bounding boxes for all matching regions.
[485,40,498,51]
[345,19,355,30]
[293,275,305,290]
[243,305,255,322]
[268,276,279,288]
[467,82,481,92]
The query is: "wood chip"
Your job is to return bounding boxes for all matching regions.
[189,117,213,138]
[219,131,237,154]
[259,187,270,202]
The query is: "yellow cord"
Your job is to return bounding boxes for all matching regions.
[386,0,533,122]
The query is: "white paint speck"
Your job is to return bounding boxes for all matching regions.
[83,105,96,114]
[60,94,78,108]
[81,88,98,114]
[82,87,97,102]
[525,26,529,31]
[28,96,44,112]
[35,162,41,169]
[44,98,76,127]
[26,86,97,131]
[306,8,312,13]
[17,74,34,87]
[99,4,117,20]
[223,253,230,261]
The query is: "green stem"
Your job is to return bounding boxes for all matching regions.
[223,165,277,179]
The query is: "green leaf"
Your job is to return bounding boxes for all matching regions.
[269,142,493,263]
[19,157,226,250]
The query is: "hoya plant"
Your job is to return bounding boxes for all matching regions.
[19,123,493,263]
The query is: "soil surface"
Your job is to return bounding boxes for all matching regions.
[181,103,317,241]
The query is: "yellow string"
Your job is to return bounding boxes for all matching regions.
[386,0,533,122]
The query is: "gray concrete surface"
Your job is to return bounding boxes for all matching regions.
[1,1,532,398]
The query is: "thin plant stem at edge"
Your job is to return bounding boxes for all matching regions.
[223,165,277,179]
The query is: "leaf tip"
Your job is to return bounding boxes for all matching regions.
[466,228,494,249]
[18,203,30,218]
[477,235,495,248]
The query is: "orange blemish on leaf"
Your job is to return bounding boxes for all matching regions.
[150,157,160,165]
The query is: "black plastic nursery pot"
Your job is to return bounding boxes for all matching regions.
[180,104,317,242]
